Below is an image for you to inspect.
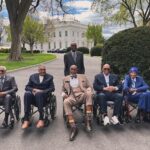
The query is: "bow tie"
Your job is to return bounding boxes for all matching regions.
[71,75,77,79]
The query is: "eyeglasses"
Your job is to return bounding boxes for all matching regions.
[71,68,77,70]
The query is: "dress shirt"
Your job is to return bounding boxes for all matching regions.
[71,51,77,62]
[103,73,110,86]
[131,78,136,88]
[39,75,44,83]
[70,77,79,88]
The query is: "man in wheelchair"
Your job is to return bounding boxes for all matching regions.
[123,67,150,123]
[62,65,93,141]
[0,66,18,127]
[22,65,55,129]
[93,64,123,126]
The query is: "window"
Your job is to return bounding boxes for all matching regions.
[53,32,56,37]
[72,31,74,37]
[54,42,56,49]
[77,32,79,37]
[82,41,84,46]
[59,31,61,37]
[48,42,51,49]
[82,32,85,38]
[65,31,68,36]
[41,43,43,49]
[65,41,68,48]
[59,41,62,49]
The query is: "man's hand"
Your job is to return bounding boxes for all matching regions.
[129,88,137,93]
[32,88,43,95]
[0,92,7,97]
[63,94,69,99]
[103,86,116,92]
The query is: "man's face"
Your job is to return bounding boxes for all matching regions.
[38,66,46,76]
[0,68,5,77]
[102,64,111,75]
[70,66,78,75]
[130,72,137,79]
[71,44,77,52]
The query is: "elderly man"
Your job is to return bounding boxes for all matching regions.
[123,67,150,122]
[93,64,123,126]
[22,65,55,129]
[64,43,85,76]
[0,66,18,127]
[62,65,93,141]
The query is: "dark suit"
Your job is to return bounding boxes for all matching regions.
[123,75,150,112]
[24,73,55,120]
[0,75,18,113]
[93,73,123,116]
[64,51,85,76]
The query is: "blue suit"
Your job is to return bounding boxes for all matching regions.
[123,75,150,112]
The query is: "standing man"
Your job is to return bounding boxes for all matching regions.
[93,64,123,126]
[64,43,85,76]
[62,65,93,141]
[22,65,55,129]
[0,66,18,127]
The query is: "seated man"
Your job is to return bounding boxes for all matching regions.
[123,67,150,122]
[22,65,55,129]
[0,66,18,127]
[93,64,123,126]
[62,65,93,141]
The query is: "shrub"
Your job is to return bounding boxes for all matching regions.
[102,26,150,83]
[0,48,10,53]
[77,47,89,54]
[90,46,103,56]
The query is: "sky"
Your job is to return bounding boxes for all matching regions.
[0,0,132,39]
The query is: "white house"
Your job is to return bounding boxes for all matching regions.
[33,18,93,52]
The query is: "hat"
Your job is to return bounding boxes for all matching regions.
[129,67,139,74]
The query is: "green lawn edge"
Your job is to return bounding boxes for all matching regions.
[0,53,57,71]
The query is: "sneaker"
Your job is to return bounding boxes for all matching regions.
[103,116,110,126]
[111,116,120,125]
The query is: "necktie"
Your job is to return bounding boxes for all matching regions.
[72,52,76,62]
[71,74,77,79]
[0,77,4,90]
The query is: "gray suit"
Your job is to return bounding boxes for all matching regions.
[0,75,18,113]
[64,51,85,76]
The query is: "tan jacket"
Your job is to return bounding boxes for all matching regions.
[62,74,93,97]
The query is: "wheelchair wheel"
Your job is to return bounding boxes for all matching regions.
[49,94,57,120]
[14,95,21,121]
[44,118,50,127]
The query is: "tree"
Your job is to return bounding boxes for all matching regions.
[0,0,68,61]
[86,24,104,46]
[92,0,150,27]
[23,16,45,54]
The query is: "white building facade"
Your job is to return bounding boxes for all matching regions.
[33,18,93,52]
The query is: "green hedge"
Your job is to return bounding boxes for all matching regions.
[0,48,10,53]
[102,26,150,83]
[90,46,102,56]
[77,47,89,54]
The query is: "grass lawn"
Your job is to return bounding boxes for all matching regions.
[0,53,56,70]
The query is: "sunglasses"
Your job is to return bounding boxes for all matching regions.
[103,68,110,70]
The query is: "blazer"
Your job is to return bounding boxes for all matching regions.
[64,51,85,76]
[25,73,55,94]
[123,75,149,93]
[62,74,93,96]
[0,75,18,96]
[93,73,122,93]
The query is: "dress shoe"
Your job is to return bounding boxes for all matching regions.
[85,120,92,132]
[103,116,110,126]
[22,121,30,129]
[36,120,44,128]
[69,127,78,141]
[2,119,8,128]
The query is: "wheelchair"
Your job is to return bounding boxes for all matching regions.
[63,98,86,128]
[93,94,124,125]
[21,92,57,127]
[0,95,21,129]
